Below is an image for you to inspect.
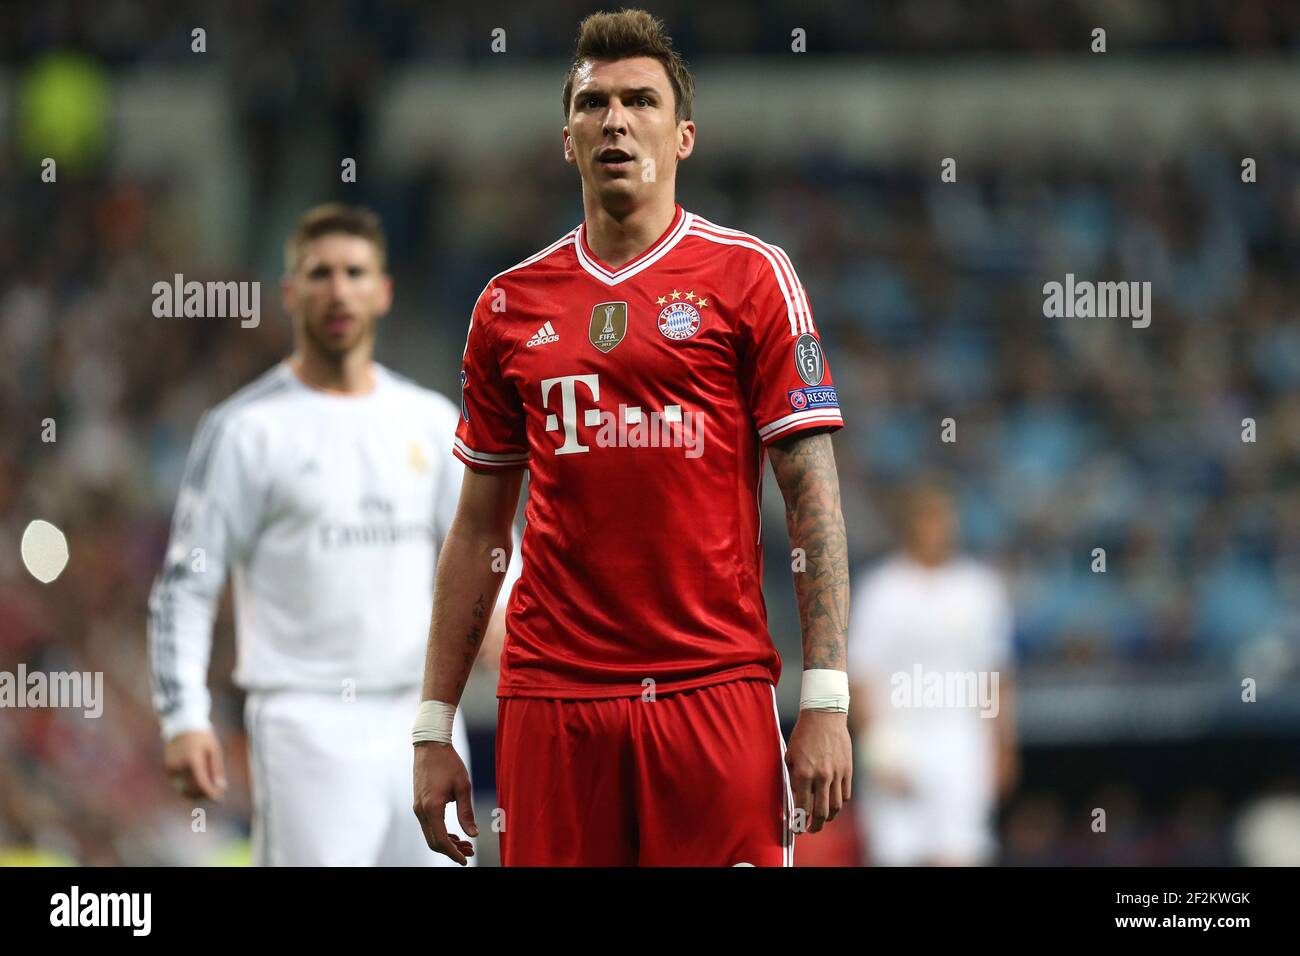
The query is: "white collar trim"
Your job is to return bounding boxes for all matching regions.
[575,209,694,286]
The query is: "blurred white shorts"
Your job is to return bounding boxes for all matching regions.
[858,783,994,866]
[244,687,475,867]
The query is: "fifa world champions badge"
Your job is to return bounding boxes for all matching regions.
[589,301,628,353]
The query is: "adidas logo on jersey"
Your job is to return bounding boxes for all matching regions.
[526,322,560,347]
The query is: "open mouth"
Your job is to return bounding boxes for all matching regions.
[597,148,634,169]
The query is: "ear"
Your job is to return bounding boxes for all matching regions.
[376,273,394,316]
[676,120,696,162]
[562,125,576,166]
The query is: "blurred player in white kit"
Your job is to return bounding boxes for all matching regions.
[848,483,1019,866]
[147,203,517,866]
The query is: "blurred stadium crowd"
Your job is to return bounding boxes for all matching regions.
[1,1,1298,864]
[5,0,1300,61]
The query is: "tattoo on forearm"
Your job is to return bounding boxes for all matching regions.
[454,594,489,697]
[769,432,849,670]
[466,595,487,646]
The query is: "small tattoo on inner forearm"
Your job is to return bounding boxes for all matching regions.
[454,595,489,695]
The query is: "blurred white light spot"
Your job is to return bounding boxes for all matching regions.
[21,519,69,583]
[1235,795,1300,866]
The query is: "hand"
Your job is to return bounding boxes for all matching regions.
[785,710,853,834]
[413,742,477,865]
[855,725,914,796]
[871,766,915,797]
[163,729,227,801]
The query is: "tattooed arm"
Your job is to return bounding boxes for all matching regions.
[767,429,853,834]
[415,466,522,863]
[768,430,850,670]
[420,467,522,705]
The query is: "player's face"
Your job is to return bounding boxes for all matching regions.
[907,494,958,564]
[563,56,695,210]
[283,235,392,358]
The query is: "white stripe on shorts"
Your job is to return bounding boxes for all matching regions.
[770,685,795,867]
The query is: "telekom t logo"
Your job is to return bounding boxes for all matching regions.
[539,373,704,458]
[541,374,601,455]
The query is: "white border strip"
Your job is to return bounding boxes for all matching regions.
[691,217,814,335]
[758,409,844,442]
[453,437,529,467]
[685,227,806,336]
[770,684,795,867]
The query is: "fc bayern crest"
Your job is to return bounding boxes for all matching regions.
[658,301,702,341]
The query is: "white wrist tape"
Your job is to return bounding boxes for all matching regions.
[412,700,456,745]
[800,669,849,713]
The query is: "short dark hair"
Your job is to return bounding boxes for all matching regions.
[561,9,694,123]
[285,203,387,273]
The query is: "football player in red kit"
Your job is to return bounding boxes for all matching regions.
[413,8,852,866]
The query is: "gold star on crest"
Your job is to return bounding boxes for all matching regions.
[684,291,696,301]
[656,296,666,306]
[670,289,682,300]
[697,297,709,308]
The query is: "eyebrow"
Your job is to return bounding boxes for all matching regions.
[306,261,371,273]
[575,86,661,102]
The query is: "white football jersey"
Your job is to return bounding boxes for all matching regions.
[848,554,1012,779]
[148,361,520,739]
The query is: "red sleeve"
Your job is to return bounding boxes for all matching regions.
[453,286,529,471]
[737,246,844,446]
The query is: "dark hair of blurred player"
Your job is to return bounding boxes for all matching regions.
[280,203,392,392]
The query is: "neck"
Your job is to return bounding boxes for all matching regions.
[907,548,949,569]
[289,343,375,395]
[582,192,678,270]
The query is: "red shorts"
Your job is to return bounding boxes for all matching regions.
[495,678,795,866]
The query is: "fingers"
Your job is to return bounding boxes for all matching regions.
[164,734,226,802]
[812,776,831,831]
[414,795,475,866]
[188,747,219,801]
[172,768,207,800]
[787,754,814,835]
[455,777,479,838]
[413,746,477,865]
[447,836,475,860]
[432,813,468,866]
[169,770,197,797]
[168,747,221,801]
[203,743,228,800]
[827,759,850,822]
[788,757,853,832]
[417,802,455,861]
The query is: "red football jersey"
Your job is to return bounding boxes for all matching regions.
[454,204,843,698]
